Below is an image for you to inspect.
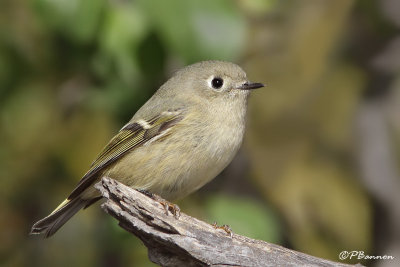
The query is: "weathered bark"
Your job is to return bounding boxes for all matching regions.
[95,177,363,267]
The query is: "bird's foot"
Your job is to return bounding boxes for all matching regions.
[137,189,181,218]
[212,222,233,238]
[158,199,181,218]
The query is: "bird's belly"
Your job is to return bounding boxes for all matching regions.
[106,127,243,200]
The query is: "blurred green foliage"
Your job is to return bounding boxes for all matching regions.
[1,0,399,266]
[204,194,281,243]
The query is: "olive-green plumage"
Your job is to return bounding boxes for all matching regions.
[30,61,264,237]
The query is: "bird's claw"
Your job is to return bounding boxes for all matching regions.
[212,222,233,238]
[137,189,180,218]
[159,200,181,218]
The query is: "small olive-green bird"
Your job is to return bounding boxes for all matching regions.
[30,60,264,237]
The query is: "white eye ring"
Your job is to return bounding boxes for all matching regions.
[207,76,224,90]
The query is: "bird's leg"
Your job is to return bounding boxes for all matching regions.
[211,222,233,238]
[136,189,181,218]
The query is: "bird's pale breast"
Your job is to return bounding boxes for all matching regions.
[105,105,246,200]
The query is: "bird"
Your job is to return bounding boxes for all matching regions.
[30,60,264,238]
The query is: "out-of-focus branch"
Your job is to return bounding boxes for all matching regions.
[95,177,362,267]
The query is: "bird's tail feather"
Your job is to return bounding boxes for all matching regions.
[30,197,92,238]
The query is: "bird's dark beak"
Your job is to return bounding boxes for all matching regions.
[236,81,265,90]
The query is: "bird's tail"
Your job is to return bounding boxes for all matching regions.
[30,197,99,238]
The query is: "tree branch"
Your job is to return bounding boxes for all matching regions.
[95,177,363,267]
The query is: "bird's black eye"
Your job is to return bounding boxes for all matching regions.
[211,77,224,89]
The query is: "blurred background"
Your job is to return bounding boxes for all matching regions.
[1,0,399,266]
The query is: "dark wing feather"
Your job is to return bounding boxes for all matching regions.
[68,110,184,199]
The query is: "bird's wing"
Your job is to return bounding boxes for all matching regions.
[68,108,185,199]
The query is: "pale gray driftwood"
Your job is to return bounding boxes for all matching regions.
[95,177,363,267]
